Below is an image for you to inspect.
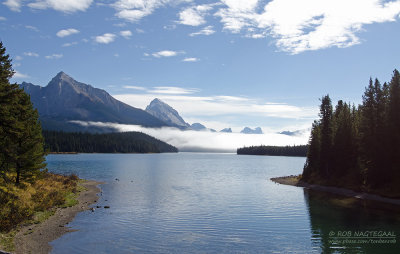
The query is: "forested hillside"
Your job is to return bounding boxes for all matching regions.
[43,130,178,153]
[302,70,400,197]
[237,145,307,157]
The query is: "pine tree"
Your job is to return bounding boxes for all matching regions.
[303,120,321,180]
[319,95,333,178]
[331,101,357,179]
[0,41,46,184]
[0,41,18,182]
[387,70,400,185]
[359,78,379,187]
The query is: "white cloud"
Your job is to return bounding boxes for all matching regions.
[25,25,39,31]
[24,52,39,57]
[3,0,22,12]
[15,56,23,61]
[215,0,400,53]
[56,28,79,38]
[163,24,177,30]
[152,50,183,58]
[123,85,146,90]
[95,33,116,44]
[189,25,215,36]
[70,121,309,152]
[27,0,93,12]
[0,16,6,21]
[62,41,78,47]
[258,0,400,54]
[113,0,167,22]
[45,53,63,59]
[136,28,145,33]
[182,57,199,62]
[215,0,259,33]
[149,86,199,94]
[113,0,193,22]
[13,70,30,79]
[120,30,132,38]
[178,4,214,26]
[114,22,127,27]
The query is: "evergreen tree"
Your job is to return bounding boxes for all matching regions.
[387,70,400,184]
[303,120,321,180]
[0,41,18,182]
[359,78,379,187]
[331,101,357,179]
[319,95,333,178]
[0,41,46,184]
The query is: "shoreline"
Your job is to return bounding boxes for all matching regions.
[12,180,103,254]
[271,176,400,206]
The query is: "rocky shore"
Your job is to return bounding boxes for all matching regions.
[271,175,400,206]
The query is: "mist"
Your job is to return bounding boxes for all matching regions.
[71,121,309,153]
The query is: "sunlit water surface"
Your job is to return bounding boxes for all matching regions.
[47,153,400,253]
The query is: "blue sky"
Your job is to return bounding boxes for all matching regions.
[2,0,400,134]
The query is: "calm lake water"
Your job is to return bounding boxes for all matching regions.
[47,153,400,253]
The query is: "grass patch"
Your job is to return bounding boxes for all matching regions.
[0,230,16,252]
[32,210,56,224]
[61,192,79,208]
[0,172,81,251]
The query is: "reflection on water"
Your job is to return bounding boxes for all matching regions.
[46,153,400,253]
[304,189,400,253]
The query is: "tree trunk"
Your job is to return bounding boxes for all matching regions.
[16,164,20,184]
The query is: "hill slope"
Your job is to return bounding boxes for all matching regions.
[43,130,178,153]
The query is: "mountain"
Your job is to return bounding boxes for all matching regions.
[20,72,167,131]
[191,122,207,131]
[279,130,304,136]
[145,98,190,129]
[220,128,232,133]
[240,127,263,134]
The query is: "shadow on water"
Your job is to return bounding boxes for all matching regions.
[303,188,400,253]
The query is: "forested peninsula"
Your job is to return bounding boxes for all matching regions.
[43,130,178,153]
[237,145,307,157]
[301,69,400,198]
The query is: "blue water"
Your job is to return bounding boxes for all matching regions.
[47,153,400,253]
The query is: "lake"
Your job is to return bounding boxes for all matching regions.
[47,153,400,253]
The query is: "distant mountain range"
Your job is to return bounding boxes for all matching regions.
[220,128,232,133]
[20,72,167,132]
[278,130,305,136]
[240,127,263,134]
[19,72,271,135]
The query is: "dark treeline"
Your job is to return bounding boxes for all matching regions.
[302,70,400,197]
[237,145,308,157]
[43,130,178,153]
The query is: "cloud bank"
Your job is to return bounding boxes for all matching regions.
[71,121,309,152]
[114,92,317,120]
